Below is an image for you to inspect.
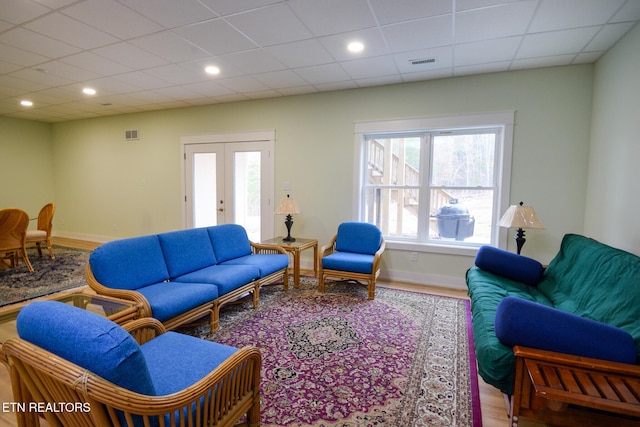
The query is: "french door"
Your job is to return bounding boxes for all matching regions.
[182,131,275,242]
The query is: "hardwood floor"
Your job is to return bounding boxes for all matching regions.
[0,238,546,427]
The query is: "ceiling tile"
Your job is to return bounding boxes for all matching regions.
[62,0,163,39]
[584,22,636,51]
[216,50,287,75]
[611,0,640,22]
[382,15,453,53]
[340,55,398,80]
[517,27,601,58]
[511,54,576,70]
[92,42,169,70]
[294,63,351,85]
[225,4,313,46]
[113,71,175,90]
[454,61,511,76]
[36,60,102,82]
[129,31,210,62]
[25,12,118,49]
[0,27,79,58]
[266,39,334,68]
[61,51,133,75]
[455,2,538,43]
[118,0,218,28]
[253,70,309,89]
[142,64,209,85]
[182,80,236,97]
[198,0,282,17]
[217,75,270,93]
[287,0,376,36]
[455,37,521,66]
[529,0,626,32]
[0,42,50,67]
[369,0,451,25]
[174,19,258,56]
[0,0,50,24]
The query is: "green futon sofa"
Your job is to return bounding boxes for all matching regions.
[466,233,640,395]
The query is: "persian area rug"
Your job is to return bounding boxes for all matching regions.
[184,277,482,427]
[0,246,89,307]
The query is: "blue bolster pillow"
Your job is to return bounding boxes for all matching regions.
[475,245,543,286]
[495,296,637,364]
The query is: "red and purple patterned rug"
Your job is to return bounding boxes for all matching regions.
[185,277,482,427]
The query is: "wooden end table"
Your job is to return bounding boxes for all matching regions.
[261,237,317,288]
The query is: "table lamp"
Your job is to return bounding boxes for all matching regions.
[499,201,545,254]
[274,194,300,242]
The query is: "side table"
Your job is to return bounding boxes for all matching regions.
[261,237,317,288]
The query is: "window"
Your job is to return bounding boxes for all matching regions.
[354,112,514,253]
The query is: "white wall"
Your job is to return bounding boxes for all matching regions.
[48,64,594,288]
[584,23,640,255]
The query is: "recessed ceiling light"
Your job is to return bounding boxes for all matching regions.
[205,65,220,75]
[20,100,33,107]
[82,87,96,95]
[347,41,364,53]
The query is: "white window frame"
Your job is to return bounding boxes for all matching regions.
[353,111,514,256]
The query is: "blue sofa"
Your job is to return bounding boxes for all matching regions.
[86,224,289,332]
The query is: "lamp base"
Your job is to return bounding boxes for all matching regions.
[282,214,296,242]
[514,228,526,255]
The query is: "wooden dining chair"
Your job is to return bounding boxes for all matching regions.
[0,208,34,272]
[25,202,55,259]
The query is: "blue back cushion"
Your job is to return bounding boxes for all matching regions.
[158,228,217,278]
[475,245,544,286]
[17,301,157,396]
[335,222,382,255]
[495,296,637,364]
[90,235,169,290]
[207,224,252,263]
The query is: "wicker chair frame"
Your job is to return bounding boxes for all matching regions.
[4,318,261,427]
[25,202,55,260]
[318,235,385,300]
[85,241,288,332]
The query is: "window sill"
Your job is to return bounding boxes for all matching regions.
[385,240,480,257]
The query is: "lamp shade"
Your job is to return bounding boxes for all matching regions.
[274,194,300,215]
[499,202,545,229]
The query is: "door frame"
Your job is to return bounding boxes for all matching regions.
[180,130,275,239]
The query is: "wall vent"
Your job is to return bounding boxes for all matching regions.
[125,129,139,141]
[410,57,436,65]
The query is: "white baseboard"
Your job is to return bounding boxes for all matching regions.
[299,259,467,291]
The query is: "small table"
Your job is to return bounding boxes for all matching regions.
[262,237,318,288]
[0,290,142,366]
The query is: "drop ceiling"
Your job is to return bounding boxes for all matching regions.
[1,0,638,123]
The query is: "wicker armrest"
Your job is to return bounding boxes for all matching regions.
[319,236,337,258]
[122,318,166,345]
[251,241,287,255]
[85,263,152,317]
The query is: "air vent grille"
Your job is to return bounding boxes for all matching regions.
[125,130,139,141]
[410,58,436,65]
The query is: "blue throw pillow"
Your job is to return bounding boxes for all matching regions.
[17,301,157,396]
[494,296,637,364]
[475,245,543,286]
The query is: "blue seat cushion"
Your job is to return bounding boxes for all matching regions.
[158,228,217,278]
[335,222,382,255]
[174,265,260,295]
[137,282,219,322]
[221,254,289,278]
[207,224,252,263]
[17,301,156,396]
[495,296,637,364]
[141,331,238,395]
[475,245,543,287]
[90,235,169,290]
[322,252,374,274]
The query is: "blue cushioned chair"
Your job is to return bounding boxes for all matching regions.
[318,222,385,299]
[4,301,261,427]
